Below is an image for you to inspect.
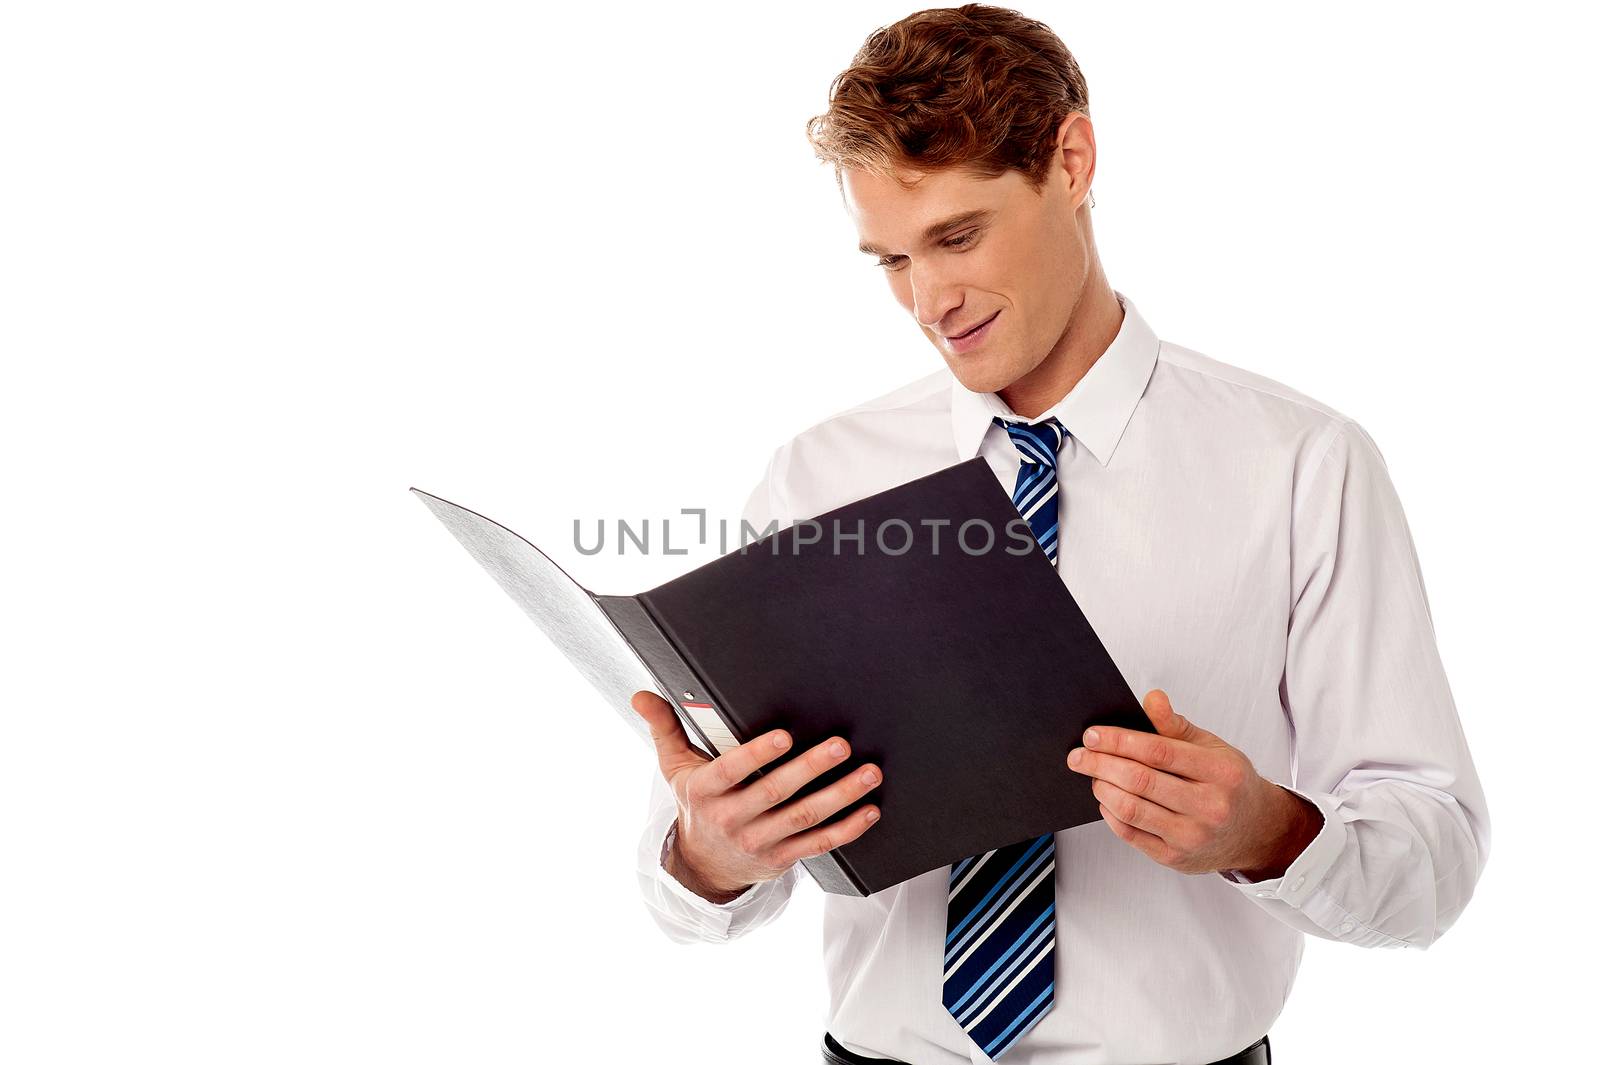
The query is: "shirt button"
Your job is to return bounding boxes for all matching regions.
[1292,876,1306,891]
[1254,890,1273,898]
[1339,918,1357,933]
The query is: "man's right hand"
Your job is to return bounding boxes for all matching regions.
[631,690,884,903]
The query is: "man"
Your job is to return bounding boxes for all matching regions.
[630,5,1490,1063]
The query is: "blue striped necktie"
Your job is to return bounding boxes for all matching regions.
[943,414,1069,1060]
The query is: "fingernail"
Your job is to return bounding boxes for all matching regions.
[773,733,790,749]
[830,741,846,757]
[1084,728,1100,747]
[865,808,880,823]
[861,768,879,785]
[1068,748,1083,768]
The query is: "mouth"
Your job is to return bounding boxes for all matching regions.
[944,310,1000,354]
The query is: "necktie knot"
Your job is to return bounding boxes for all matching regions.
[994,415,1068,469]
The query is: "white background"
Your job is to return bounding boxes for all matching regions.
[3,1,1594,1061]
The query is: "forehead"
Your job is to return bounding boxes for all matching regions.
[843,165,1015,247]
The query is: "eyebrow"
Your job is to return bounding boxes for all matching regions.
[857,208,996,256]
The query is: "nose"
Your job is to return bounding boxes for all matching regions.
[908,261,963,333]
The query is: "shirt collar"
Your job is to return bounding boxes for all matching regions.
[949,289,1159,467]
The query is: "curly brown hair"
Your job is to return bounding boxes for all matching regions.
[805,4,1090,193]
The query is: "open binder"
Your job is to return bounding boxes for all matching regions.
[411,456,1151,896]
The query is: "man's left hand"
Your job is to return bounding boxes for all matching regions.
[1066,689,1323,879]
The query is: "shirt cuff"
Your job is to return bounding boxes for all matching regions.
[1218,784,1345,908]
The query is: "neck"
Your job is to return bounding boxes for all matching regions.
[998,264,1123,419]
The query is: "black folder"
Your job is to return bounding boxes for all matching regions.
[410,456,1151,897]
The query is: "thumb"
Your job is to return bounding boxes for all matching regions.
[1141,688,1216,745]
[631,690,708,779]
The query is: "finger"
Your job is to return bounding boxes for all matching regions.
[632,691,708,781]
[686,725,797,802]
[768,801,882,867]
[746,759,883,852]
[1081,723,1213,782]
[1099,802,1177,865]
[1141,689,1222,747]
[1067,747,1205,816]
[1090,779,1186,843]
[735,734,857,818]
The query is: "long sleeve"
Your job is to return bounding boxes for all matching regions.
[633,444,804,944]
[1220,419,1491,948]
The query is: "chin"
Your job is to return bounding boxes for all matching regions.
[943,352,1025,396]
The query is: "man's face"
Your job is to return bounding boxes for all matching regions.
[843,155,1090,395]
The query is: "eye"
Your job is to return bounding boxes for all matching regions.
[876,231,979,270]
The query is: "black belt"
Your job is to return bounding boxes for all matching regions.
[823,1030,1271,1065]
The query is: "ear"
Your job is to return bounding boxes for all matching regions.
[1052,112,1096,211]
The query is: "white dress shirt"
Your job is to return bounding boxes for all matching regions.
[634,290,1491,1064]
